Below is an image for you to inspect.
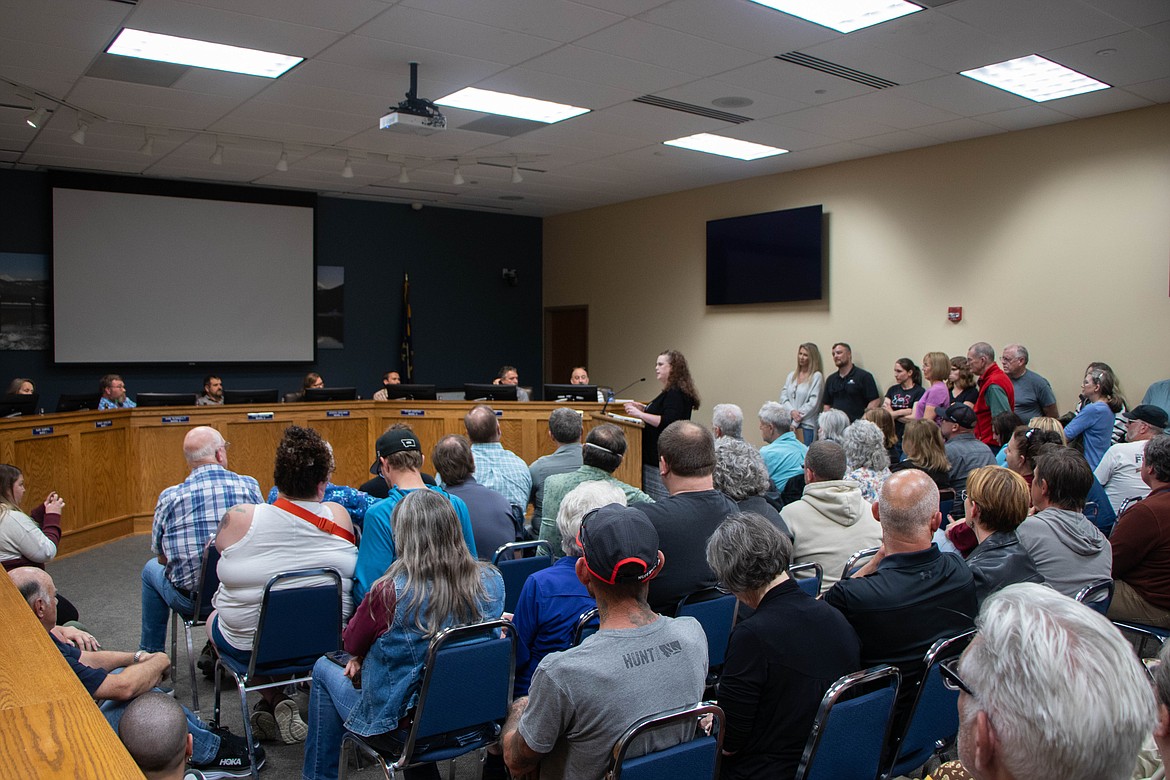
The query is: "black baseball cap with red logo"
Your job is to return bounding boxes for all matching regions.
[576,504,662,585]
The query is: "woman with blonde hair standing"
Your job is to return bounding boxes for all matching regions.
[779,343,823,445]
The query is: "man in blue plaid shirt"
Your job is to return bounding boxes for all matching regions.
[138,426,262,653]
[463,404,532,511]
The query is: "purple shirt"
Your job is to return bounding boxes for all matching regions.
[914,381,950,419]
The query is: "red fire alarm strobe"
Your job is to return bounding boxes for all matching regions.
[948,307,962,323]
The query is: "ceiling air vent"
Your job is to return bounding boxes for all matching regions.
[633,95,752,124]
[775,52,899,89]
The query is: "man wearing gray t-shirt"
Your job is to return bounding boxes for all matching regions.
[503,504,708,780]
[1002,344,1058,421]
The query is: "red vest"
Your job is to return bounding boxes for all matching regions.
[974,363,1014,444]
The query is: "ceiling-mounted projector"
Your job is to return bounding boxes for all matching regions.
[380,61,446,135]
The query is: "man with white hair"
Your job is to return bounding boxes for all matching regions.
[138,425,261,653]
[712,403,744,440]
[951,583,1155,780]
[1000,344,1057,421]
[1094,404,1166,514]
[759,401,808,489]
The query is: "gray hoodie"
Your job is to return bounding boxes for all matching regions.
[781,479,882,594]
[1014,507,1112,597]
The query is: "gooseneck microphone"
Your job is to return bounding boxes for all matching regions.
[602,377,646,416]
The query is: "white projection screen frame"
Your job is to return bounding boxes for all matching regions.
[53,187,315,363]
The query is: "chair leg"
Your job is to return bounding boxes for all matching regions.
[233,674,258,780]
[212,659,223,726]
[184,622,200,714]
[341,733,395,780]
[169,609,179,681]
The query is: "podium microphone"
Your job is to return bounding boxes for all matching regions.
[602,377,646,416]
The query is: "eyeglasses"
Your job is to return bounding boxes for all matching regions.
[218,441,231,451]
[939,657,975,697]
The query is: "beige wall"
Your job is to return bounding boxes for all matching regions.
[544,103,1170,446]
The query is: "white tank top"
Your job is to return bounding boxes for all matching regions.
[213,500,356,650]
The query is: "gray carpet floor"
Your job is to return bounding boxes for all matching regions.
[50,534,485,780]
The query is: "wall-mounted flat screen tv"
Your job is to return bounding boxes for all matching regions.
[706,204,823,305]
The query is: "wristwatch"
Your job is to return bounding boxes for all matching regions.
[133,650,146,663]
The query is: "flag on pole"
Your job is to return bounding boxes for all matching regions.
[400,272,414,381]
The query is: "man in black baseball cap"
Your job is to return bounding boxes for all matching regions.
[1095,404,1168,514]
[352,424,477,601]
[938,403,994,518]
[503,504,708,780]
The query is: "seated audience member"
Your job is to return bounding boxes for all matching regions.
[863,407,899,466]
[539,423,652,554]
[817,408,849,444]
[1001,343,1059,421]
[195,374,223,406]
[464,405,532,510]
[713,437,793,540]
[357,432,438,501]
[707,512,860,780]
[1108,435,1170,628]
[1004,426,1062,492]
[528,408,584,522]
[503,505,707,780]
[98,373,136,409]
[208,425,358,745]
[1027,414,1067,442]
[1150,643,1170,776]
[842,419,891,502]
[991,412,1023,467]
[140,426,262,655]
[355,426,475,601]
[493,365,531,402]
[512,481,623,696]
[823,469,976,710]
[371,370,401,401]
[266,479,377,530]
[7,377,34,395]
[1095,405,1165,514]
[758,401,809,489]
[939,404,995,518]
[1014,447,1112,597]
[118,692,196,780]
[712,402,745,440]
[781,441,881,595]
[892,419,951,489]
[303,490,504,780]
[10,567,259,777]
[431,434,516,561]
[634,421,738,613]
[1142,377,1170,420]
[961,466,1043,605]
[942,584,1154,780]
[0,464,65,572]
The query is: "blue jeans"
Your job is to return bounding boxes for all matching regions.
[304,656,361,780]
[140,558,196,653]
[100,683,220,764]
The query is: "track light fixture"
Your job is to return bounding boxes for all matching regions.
[139,135,154,155]
[397,164,410,184]
[26,106,48,128]
[511,164,523,184]
[275,149,289,172]
[210,144,224,165]
[341,157,354,178]
[71,119,89,145]
[452,165,465,186]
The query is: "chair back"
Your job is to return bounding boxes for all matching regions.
[794,665,900,780]
[191,537,222,621]
[840,547,880,581]
[573,607,600,647]
[1075,578,1114,616]
[886,630,975,778]
[788,562,823,597]
[938,488,956,520]
[606,702,724,780]
[492,540,554,613]
[402,619,516,764]
[676,588,737,668]
[249,567,343,677]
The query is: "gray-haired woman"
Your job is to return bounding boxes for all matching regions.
[713,438,792,540]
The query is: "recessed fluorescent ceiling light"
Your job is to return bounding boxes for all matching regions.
[664,133,788,161]
[960,55,1110,102]
[435,87,589,123]
[106,28,302,78]
[747,0,922,33]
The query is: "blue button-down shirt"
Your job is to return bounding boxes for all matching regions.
[153,464,262,589]
[98,396,136,409]
[468,442,532,510]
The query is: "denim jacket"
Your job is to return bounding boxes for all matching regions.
[343,565,504,736]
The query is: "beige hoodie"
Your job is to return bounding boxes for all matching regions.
[781,479,881,594]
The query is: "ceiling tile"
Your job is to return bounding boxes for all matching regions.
[397,0,625,42]
[571,19,763,77]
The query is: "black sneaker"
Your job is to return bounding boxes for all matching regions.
[193,729,265,779]
[197,641,217,680]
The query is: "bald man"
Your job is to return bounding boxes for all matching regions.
[823,469,977,700]
[119,692,192,779]
[139,426,262,653]
[11,568,258,777]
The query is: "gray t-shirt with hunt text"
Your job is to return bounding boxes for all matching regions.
[518,615,707,779]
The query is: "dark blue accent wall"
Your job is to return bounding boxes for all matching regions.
[0,169,542,408]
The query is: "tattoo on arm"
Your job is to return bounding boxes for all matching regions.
[218,505,246,534]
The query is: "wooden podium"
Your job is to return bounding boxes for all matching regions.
[0,401,643,558]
